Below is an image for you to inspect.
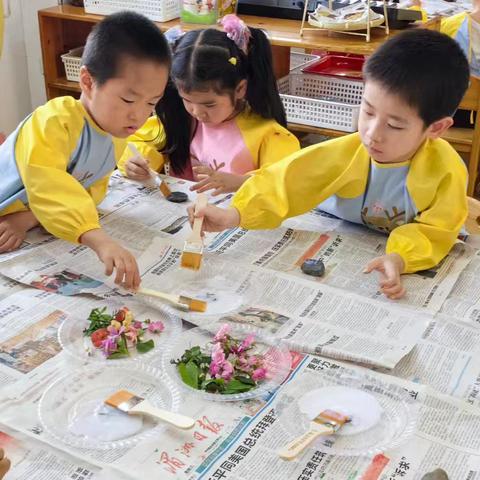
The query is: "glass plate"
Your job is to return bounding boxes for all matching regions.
[38,364,181,450]
[142,260,262,322]
[164,322,292,402]
[274,369,418,457]
[58,302,181,364]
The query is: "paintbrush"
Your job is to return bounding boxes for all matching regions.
[278,409,350,460]
[136,287,207,313]
[128,143,172,196]
[181,193,208,270]
[105,390,195,429]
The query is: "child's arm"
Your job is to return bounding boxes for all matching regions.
[386,162,468,274]
[190,164,249,195]
[15,109,140,289]
[232,138,363,230]
[364,253,406,299]
[80,229,140,289]
[117,116,166,179]
[0,448,10,480]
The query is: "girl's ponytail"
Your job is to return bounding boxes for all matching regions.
[155,79,192,174]
[245,28,287,128]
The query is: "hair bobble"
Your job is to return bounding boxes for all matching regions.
[220,14,251,54]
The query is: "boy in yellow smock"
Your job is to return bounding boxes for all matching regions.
[191,29,470,300]
[0,12,171,289]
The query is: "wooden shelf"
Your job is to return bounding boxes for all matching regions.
[49,78,81,93]
[39,5,394,55]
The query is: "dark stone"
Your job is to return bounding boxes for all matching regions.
[301,258,325,277]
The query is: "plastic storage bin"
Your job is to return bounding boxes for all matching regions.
[278,65,364,132]
[302,54,364,79]
[289,51,321,71]
[61,47,84,82]
[84,0,180,23]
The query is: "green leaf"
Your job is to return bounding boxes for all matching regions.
[223,379,255,395]
[107,351,130,359]
[136,339,155,354]
[178,361,199,389]
[235,375,256,386]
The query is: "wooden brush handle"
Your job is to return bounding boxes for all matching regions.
[131,401,195,429]
[278,424,334,461]
[191,193,208,241]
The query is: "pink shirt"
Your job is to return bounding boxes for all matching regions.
[190,117,255,177]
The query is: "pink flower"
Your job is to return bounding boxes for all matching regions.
[211,342,226,364]
[252,368,267,381]
[133,321,143,329]
[124,326,139,344]
[101,336,118,357]
[214,323,230,343]
[238,333,255,353]
[147,321,164,333]
[220,361,234,381]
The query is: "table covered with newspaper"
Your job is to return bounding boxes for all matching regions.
[0,172,479,480]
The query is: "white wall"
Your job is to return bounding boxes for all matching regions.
[0,0,56,135]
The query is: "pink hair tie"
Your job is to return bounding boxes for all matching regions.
[220,14,251,54]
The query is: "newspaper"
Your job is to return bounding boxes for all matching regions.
[190,357,480,480]
[0,291,74,389]
[136,238,429,369]
[0,427,110,480]
[100,172,232,241]
[207,227,474,314]
[436,249,480,325]
[2,352,480,480]
[385,314,480,408]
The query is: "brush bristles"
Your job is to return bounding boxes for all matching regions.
[178,296,207,312]
[180,251,203,270]
[105,389,134,408]
[159,181,171,197]
[189,298,207,312]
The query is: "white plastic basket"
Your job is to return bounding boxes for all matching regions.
[61,47,84,82]
[289,52,321,71]
[279,65,364,132]
[84,0,180,22]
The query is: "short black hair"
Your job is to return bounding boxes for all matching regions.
[364,29,470,126]
[82,11,171,85]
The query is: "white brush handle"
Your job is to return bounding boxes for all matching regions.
[136,287,178,304]
[278,423,334,461]
[190,193,208,242]
[130,400,195,429]
[128,143,158,188]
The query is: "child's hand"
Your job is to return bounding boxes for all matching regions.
[125,154,151,181]
[0,448,10,480]
[191,166,249,196]
[0,210,39,253]
[187,205,241,233]
[364,253,406,299]
[80,229,141,290]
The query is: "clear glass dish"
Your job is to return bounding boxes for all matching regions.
[274,369,418,457]
[142,259,262,322]
[164,322,292,402]
[58,302,181,364]
[38,364,181,450]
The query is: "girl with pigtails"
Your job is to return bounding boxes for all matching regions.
[119,15,300,195]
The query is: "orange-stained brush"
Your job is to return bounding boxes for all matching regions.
[128,143,172,197]
[136,287,207,313]
[181,193,208,270]
[105,390,195,429]
[278,409,350,460]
